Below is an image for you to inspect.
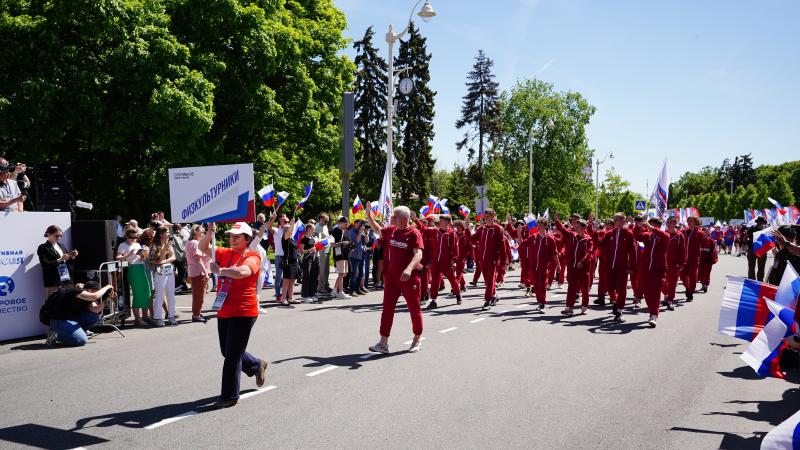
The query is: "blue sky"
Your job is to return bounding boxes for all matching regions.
[334,0,800,196]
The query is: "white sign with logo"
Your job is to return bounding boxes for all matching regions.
[168,163,255,223]
[0,211,72,341]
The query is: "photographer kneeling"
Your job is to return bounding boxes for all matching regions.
[45,281,116,346]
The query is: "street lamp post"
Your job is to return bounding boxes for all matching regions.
[379,0,435,217]
[594,151,614,218]
[526,119,554,215]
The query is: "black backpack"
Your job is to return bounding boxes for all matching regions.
[39,289,64,325]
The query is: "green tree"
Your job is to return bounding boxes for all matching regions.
[352,26,387,201]
[443,163,479,214]
[393,22,435,204]
[455,49,501,183]
[498,78,595,216]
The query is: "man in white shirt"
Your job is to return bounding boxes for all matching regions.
[269,214,288,302]
[315,214,332,293]
[0,158,24,212]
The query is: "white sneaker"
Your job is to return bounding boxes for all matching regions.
[338,292,352,299]
[258,307,269,314]
[648,315,657,328]
[301,297,314,303]
[369,342,389,354]
[408,340,422,353]
[581,306,588,315]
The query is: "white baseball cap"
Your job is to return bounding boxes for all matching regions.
[225,222,253,237]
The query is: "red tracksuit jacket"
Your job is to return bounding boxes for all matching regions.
[554,219,594,269]
[432,228,459,266]
[700,236,718,264]
[599,227,638,270]
[635,226,670,271]
[456,228,472,262]
[666,231,687,269]
[682,227,704,265]
[524,233,558,272]
[474,223,505,265]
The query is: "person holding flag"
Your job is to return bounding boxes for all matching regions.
[633,217,671,328]
[745,216,769,281]
[364,203,425,353]
[299,223,321,303]
[554,212,594,316]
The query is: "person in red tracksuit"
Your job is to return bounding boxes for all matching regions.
[681,216,703,302]
[414,216,436,306]
[495,232,513,284]
[631,218,647,307]
[523,219,560,312]
[633,217,670,328]
[554,214,594,315]
[470,222,485,286]
[661,217,686,311]
[426,214,461,309]
[550,230,566,288]
[597,213,638,323]
[364,204,425,354]
[474,209,505,310]
[454,220,472,292]
[698,233,718,292]
[586,220,610,305]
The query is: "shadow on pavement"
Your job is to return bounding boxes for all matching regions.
[669,426,764,450]
[0,423,109,449]
[72,395,219,431]
[704,387,800,426]
[717,365,767,381]
[710,342,740,348]
[499,309,652,334]
[272,352,394,370]
[303,302,384,314]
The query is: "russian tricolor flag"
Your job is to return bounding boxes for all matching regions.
[740,299,797,379]
[314,238,331,251]
[292,222,305,247]
[370,201,380,216]
[761,408,800,449]
[276,191,290,208]
[427,195,438,210]
[768,197,787,215]
[439,198,449,215]
[352,195,364,214]
[458,205,470,219]
[295,182,313,211]
[475,210,485,221]
[753,227,777,258]
[258,184,275,207]
[525,214,537,231]
[718,276,779,341]
[420,204,432,217]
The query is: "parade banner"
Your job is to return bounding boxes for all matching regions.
[168,163,255,223]
[0,212,72,341]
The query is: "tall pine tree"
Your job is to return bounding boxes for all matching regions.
[455,49,501,183]
[394,22,436,204]
[352,26,388,201]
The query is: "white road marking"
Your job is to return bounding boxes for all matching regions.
[306,365,339,377]
[470,318,487,323]
[360,353,379,359]
[239,385,277,399]
[145,411,198,430]
[516,304,527,309]
[403,337,428,345]
[439,327,458,334]
[500,310,509,314]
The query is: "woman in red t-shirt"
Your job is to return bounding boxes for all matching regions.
[199,221,268,409]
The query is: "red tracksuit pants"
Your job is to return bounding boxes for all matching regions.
[633,266,647,299]
[556,255,567,285]
[380,273,423,337]
[520,257,531,286]
[662,267,681,300]
[566,266,590,308]
[472,261,482,283]
[645,269,666,317]
[482,262,498,301]
[531,269,548,305]
[496,262,507,283]
[546,259,556,286]
[681,262,699,296]
[419,266,430,299]
[430,263,461,300]
[608,266,630,310]
[698,262,713,286]
[596,258,607,296]
[456,259,467,287]
[588,256,597,288]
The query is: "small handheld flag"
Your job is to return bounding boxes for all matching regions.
[292,222,306,248]
[768,197,787,215]
[525,214,537,231]
[295,182,313,211]
[740,299,797,379]
[420,204,432,217]
[760,408,800,449]
[718,276,779,341]
[475,210,485,221]
[458,205,471,219]
[258,184,275,207]
[314,238,331,251]
[753,228,777,258]
[352,195,364,214]
[276,191,290,208]
[427,195,438,210]
[439,198,449,215]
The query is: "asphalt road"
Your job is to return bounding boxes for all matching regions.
[0,254,795,450]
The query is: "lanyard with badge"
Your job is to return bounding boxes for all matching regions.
[54,245,71,283]
[212,251,247,311]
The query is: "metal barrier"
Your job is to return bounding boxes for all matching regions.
[96,260,130,337]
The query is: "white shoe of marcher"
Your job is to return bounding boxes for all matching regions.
[369,342,389,354]
[648,315,657,328]
[408,340,422,353]
[258,307,268,314]
[581,306,588,315]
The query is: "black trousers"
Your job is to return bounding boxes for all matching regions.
[747,252,767,281]
[217,317,261,401]
[301,256,319,298]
